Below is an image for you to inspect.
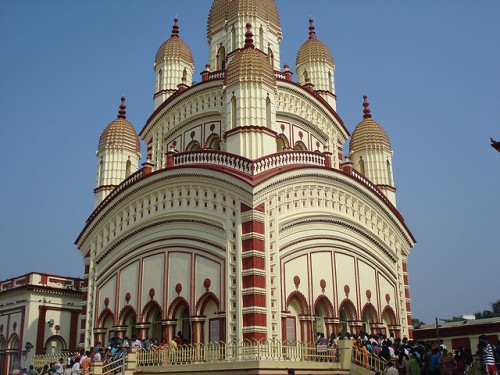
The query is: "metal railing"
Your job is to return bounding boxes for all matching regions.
[351,346,387,374]
[137,340,338,367]
[31,352,78,370]
[101,353,127,375]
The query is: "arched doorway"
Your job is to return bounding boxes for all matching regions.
[0,334,6,375]
[285,292,309,342]
[147,306,163,341]
[338,300,357,336]
[361,304,378,335]
[121,308,137,339]
[44,335,66,355]
[6,334,20,374]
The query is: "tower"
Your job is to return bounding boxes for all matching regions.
[350,95,396,206]
[154,17,194,110]
[296,17,336,110]
[94,97,141,208]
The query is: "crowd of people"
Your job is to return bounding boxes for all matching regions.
[342,331,499,375]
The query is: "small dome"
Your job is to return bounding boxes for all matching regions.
[208,0,280,39]
[224,24,276,88]
[296,18,334,67]
[98,97,140,154]
[350,96,391,152]
[155,17,194,65]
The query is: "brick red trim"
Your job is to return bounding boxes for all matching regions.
[242,275,265,289]
[36,306,47,354]
[242,294,266,308]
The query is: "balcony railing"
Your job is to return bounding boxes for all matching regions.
[171,150,328,177]
[137,340,338,367]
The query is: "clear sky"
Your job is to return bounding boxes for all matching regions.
[0,1,499,325]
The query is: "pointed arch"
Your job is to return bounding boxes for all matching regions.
[294,140,307,151]
[286,291,309,315]
[276,133,290,152]
[7,333,18,349]
[266,96,272,127]
[268,47,274,68]
[118,305,137,325]
[259,26,264,50]
[231,27,236,51]
[381,306,397,326]
[141,299,163,322]
[196,292,220,315]
[359,157,365,175]
[205,134,221,150]
[98,308,116,326]
[231,96,237,128]
[217,46,226,70]
[186,140,201,151]
[338,298,358,321]
[361,303,379,334]
[0,334,5,349]
[386,159,393,185]
[314,295,335,318]
[157,69,163,92]
[167,296,190,319]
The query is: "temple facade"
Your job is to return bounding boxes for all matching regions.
[76,0,415,350]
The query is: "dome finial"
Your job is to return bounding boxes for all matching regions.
[363,95,372,119]
[117,96,126,119]
[308,16,316,40]
[244,23,254,48]
[171,16,180,38]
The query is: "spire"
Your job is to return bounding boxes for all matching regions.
[244,23,255,48]
[308,16,316,40]
[117,96,127,119]
[171,16,179,38]
[363,95,372,119]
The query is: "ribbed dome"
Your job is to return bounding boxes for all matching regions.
[155,18,194,65]
[296,18,334,67]
[98,97,140,154]
[350,96,391,152]
[208,0,280,38]
[224,25,276,88]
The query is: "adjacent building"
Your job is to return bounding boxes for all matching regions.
[0,273,82,374]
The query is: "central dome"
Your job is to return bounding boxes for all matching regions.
[208,0,280,38]
[296,18,334,67]
[155,18,194,65]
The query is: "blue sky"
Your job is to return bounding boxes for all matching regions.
[0,1,499,324]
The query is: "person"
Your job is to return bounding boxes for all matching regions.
[54,358,65,375]
[439,349,454,375]
[386,361,399,375]
[429,346,441,375]
[71,358,81,375]
[40,365,50,375]
[93,347,103,361]
[27,365,39,375]
[479,336,497,375]
[316,332,328,361]
[409,352,422,375]
[80,351,92,374]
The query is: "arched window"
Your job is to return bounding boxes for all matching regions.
[303,71,308,84]
[266,97,272,127]
[387,160,393,185]
[125,160,131,178]
[231,96,237,128]
[205,134,221,150]
[359,157,365,175]
[123,311,137,339]
[97,160,104,186]
[276,134,289,152]
[149,308,162,341]
[101,314,114,344]
[157,69,163,92]
[268,48,274,69]
[7,334,19,373]
[186,140,201,151]
[231,27,236,51]
[177,306,191,344]
[294,141,307,151]
[259,26,264,50]
[217,46,226,70]
[328,71,333,92]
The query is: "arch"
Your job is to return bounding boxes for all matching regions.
[125,159,131,177]
[7,334,18,350]
[196,292,220,315]
[386,159,393,185]
[268,47,274,68]
[205,134,221,150]
[157,69,163,92]
[119,305,138,324]
[338,299,358,321]
[359,157,365,175]
[231,27,236,51]
[294,140,307,151]
[313,295,335,318]
[98,308,116,326]
[231,96,237,128]
[303,70,308,84]
[381,306,397,326]
[361,303,379,334]
[276,134,290,152]
[167,296,190,319]
[217,46,226,70]
[141,300,163,322]
[328,71,333,92]
[186,140,201,151]
[44,335,67,354]
[6,333,19,374]
[266,96,272,127]
[259,26,264,50]
[0,334,5,349]
[286,291,309,315]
